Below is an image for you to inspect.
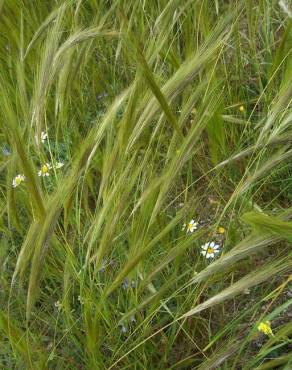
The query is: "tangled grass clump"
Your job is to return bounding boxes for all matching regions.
[0,1,291,369]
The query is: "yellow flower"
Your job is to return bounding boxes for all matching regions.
[217,226,225,234]
[12,174,25,188]
[239,105,245,112]
[258,321,273,336]
[38,163,52,177]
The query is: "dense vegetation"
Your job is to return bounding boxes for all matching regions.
[0,0,291,368]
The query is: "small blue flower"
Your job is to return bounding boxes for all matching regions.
[122,278,137,290]
[122,278,129,289]
[99,258,114,273]
[2,145,11,156]
[96,92,109,101]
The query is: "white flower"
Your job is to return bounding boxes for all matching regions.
[54,300,62,311]
[119,323,128,333]
[41,131,48,143]
[38,163,51,177]
[201,242,220,259]
[54,162,64,169]
[182,219,198,233]
[77,295,84,305]
[12,174,25,188]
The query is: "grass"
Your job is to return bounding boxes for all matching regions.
[0,0,291,368]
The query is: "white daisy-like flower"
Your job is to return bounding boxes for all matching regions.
[182,219,198,233]
[201,241,220,259]
[41,131,48,143]
[12,174,25,188]
[38,163,52,177]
